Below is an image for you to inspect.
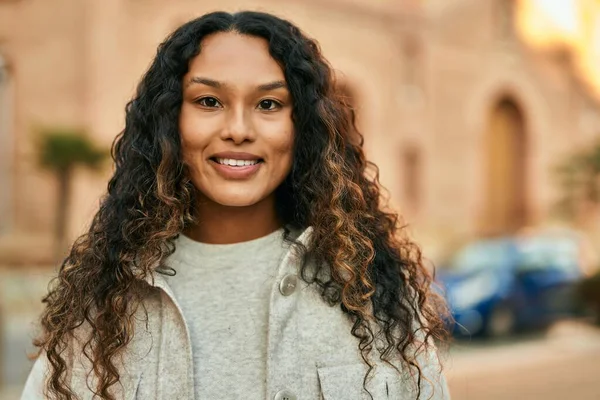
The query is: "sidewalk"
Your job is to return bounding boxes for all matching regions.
[446,320,600,400]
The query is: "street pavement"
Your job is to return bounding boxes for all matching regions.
[446,320,600,400]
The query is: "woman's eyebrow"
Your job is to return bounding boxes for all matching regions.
[186,76,222,89]
[185,77,287,91]
[257,80,287,91]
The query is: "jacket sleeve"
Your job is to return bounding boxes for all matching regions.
[370,294,451,399]
[20,328,145,400]
[402,284,451,399]
[415,340,451,400]
[21,334,81,399]
[20,355,48,400]
[382,335,451,400]
[402,310,451,399]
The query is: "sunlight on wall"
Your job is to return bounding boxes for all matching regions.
[518,0,600,93]
[532,0,579,35]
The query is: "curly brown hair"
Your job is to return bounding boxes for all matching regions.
[33,10,448,400]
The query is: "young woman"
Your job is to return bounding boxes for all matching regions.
[22,11,449,400]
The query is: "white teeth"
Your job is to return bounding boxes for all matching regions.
[215,158,259,167]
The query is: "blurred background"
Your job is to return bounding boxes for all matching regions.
[1,0,600,399]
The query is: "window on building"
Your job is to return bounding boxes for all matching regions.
[335,81,356,111]
[400,35,425,109]
[335,80,362,145]
[402,145,422,215]
[495,0,516,41]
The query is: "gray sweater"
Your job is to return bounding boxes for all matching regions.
[164,228,289,399]
[21,227,450,400]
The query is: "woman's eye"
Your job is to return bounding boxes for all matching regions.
[257,99,281,111]
[196,97,222,108]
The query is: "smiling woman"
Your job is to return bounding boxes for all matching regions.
[21,11,449,400]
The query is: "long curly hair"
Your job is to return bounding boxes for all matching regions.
[34,11,448,400]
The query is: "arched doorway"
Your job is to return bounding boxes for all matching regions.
[0,54,13,234]
[480,97,528,236]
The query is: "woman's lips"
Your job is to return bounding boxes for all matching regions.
[209,159,262,180]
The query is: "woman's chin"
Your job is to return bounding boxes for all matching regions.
[205,192,265,208]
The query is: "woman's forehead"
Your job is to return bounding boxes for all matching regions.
[186,32,285,86]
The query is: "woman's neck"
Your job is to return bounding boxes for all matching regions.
[184,195,282,244]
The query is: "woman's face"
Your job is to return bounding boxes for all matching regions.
[179,32,294,208]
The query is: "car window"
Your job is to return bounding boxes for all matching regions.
[451,240,512,273]
[516,237,580,273]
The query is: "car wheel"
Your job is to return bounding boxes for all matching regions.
[485,303,516,338]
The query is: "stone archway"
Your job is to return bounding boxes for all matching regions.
[480,97,528,236]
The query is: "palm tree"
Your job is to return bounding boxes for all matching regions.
[38,128,108,260]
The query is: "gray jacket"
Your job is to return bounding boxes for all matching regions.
[21,228,450,400]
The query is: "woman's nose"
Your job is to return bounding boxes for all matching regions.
[221,106,256,144]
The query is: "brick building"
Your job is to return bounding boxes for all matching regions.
[0,0,599,263]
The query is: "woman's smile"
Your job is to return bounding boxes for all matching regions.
[209,154,264,180]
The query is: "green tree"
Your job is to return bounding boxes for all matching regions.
[38,128,108,260]
[554,139,600,221]
[556,140,600,323]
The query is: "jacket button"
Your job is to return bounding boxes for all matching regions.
[279,274,298,296]
[274,389,297,400]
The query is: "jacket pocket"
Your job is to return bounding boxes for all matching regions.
[70,367,142,400]
[317,363,394,400]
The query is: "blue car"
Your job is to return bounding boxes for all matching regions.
[438,234,583,338]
